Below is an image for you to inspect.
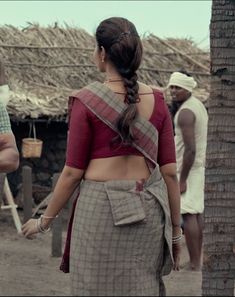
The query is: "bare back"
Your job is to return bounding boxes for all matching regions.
[84,82,157,181]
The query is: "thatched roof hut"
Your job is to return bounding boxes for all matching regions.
[0,24,210,121]
[0,24,211,197]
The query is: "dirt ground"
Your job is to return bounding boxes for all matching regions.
[0,209,202,296]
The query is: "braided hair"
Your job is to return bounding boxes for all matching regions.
[95,17,143,144]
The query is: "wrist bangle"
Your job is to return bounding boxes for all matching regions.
[172,227,183,244]
[41,214,58,219]
[172,227,183,238]
[36,215,51,234]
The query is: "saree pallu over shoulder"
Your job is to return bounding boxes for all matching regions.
[71,81,158,168]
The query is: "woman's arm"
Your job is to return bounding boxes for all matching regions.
[22,97,93,237]
[44,165,84,217]
[157,97,181,231]
[160,163,181,231]
[160,162,181,271]
[21,165,84,237]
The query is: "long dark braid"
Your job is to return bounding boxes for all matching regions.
[115,73,139,144]
[95,17,143,145]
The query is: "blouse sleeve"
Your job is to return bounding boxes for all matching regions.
[157,97,176,167]
[65,98,93,170]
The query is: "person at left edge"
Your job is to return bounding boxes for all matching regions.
[0,60,19,173]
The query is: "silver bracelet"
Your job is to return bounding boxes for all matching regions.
[41,214,58,219]
[172,236,182,244]
[172,228,183,244]
[36,215,51,234]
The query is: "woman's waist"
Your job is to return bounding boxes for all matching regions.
[84,155,150,181]
[82,160,164,195]
[90,149,142,160]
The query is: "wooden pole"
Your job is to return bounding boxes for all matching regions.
[0,173,6,207]
[4,178,22,233]
[51,173,62,257]
[0,173,22,233]
[22,165,32,223]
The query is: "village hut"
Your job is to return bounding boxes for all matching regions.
[0,24,210,203]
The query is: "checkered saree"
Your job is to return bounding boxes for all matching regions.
[61,82,173,296]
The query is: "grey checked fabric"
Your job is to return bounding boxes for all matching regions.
[68,82,173,296]
[0,101,11,134]
[78,82,159,166]
[69,168,173,296]
[105,180,146,226]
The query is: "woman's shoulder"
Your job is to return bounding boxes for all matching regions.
[139,82,165,97]
[70,81,104,99]
[138,82,153,93]
[150,85,165,97]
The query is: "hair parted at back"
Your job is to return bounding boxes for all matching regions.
[96,17,143,145]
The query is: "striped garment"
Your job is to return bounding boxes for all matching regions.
[0,101,11,134]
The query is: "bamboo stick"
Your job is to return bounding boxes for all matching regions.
[3,177,22,233]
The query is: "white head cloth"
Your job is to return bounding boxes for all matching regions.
[0,85,10,106]
[167,72,197,92]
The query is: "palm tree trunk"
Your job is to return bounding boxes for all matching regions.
[202,0,235,296]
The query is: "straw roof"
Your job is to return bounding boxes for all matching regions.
[0,24,210,121]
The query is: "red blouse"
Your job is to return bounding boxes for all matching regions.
[66,89,176,169]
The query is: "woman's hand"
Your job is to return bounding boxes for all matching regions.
[172,241,181,270]
[21,219,39,239]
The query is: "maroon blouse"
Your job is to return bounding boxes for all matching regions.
[66,89,176,169]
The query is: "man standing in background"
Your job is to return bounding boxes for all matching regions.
[167,71,208,271]
[0,60,19,173]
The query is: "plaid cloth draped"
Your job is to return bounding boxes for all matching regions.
[60,82,173,296]
[0,101,11,134]
[73,82,159,169]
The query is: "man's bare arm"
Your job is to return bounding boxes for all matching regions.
[178,108,196,192]
[0,132,19,173]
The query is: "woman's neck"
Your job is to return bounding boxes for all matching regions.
[104,73,124,87]
[104,77,123,83]
[104,64,123,82]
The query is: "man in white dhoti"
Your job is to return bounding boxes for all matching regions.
[167,71,208,271]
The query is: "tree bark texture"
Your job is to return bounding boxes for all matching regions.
[203,0,235,296]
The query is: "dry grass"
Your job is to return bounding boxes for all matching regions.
[0,24,210,120]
